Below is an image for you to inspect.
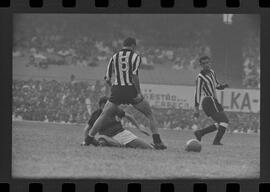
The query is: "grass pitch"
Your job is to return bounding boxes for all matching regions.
[12,121,259,179]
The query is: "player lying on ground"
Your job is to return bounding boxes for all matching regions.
[193,56,230,145]
[86,37,166,149]
[81,96,153,149]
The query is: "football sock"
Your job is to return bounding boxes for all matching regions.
[152,134,162,144]
[213,126,226,144]
[200,124,218,136]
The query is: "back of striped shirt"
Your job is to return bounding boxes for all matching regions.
[195,69,220,107]
[105,48,141,86]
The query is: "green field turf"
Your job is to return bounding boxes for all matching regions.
[12,121,260,179]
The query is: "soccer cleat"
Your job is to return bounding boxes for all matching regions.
[212,126,226,145]
[152,142,167,150]
[194,130,202,141]
[212,142,223,145]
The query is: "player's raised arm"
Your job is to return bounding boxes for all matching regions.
[211,69,220,87]
[195,76,202,109]
[213,71,229,90]
[131,54,142,94]
[104,55,115,87]
[194,76,202,118]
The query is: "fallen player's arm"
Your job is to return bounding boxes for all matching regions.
[84,113,98,139]
[83,124,92,140]
[124,113,150,136]
[81,124,95,146]
[82,112,98,145]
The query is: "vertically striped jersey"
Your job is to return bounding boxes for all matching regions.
[195,69,221,107]
[104,48,141,86]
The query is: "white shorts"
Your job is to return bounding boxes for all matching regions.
[112,130,138,145]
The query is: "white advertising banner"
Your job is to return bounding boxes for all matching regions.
[141,84,260,113]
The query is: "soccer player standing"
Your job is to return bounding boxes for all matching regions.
[85,37,167,149]
[194,56,230,145]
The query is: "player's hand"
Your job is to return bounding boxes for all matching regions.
[82,136,100,146]
[193,111,200,119]
[80,141,89,146]
[133,93,144,103]
[223,83,229,88]
[216,83,229,90]
[105,80,112,87]
[193,107,200,118]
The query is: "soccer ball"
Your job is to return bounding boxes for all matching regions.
[185,139,202,152]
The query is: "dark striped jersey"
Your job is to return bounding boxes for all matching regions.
[104,48,141,86]
[195,69,221,107]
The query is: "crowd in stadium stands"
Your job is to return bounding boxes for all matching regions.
[14,24,260,89]
[13,15,210,72]
[13,32,206,72]
[242,32,260,89]
[13,15,260,90]
[13,79,260,134]
[13,78,107,123]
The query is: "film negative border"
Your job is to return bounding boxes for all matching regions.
[1,0,270,192]
[0,0,269,8]
[1,181,269,192]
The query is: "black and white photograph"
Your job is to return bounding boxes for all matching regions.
[12,14,260,179]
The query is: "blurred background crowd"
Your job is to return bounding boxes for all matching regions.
[13,79,260,134]
[13,14,260,88]
[13,14,260,134]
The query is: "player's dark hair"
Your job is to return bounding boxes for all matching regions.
[199,56,210,64]
[98,96,108,107]
[123,37,136,47]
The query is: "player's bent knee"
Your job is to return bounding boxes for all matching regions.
[213,112,229,124]
[219,122,229,129]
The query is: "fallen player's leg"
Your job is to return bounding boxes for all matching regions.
[125,138,153,149]
[97,135,123,147]
[111,129,138,146]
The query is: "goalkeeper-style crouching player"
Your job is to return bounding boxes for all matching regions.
[81,96,153,149]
